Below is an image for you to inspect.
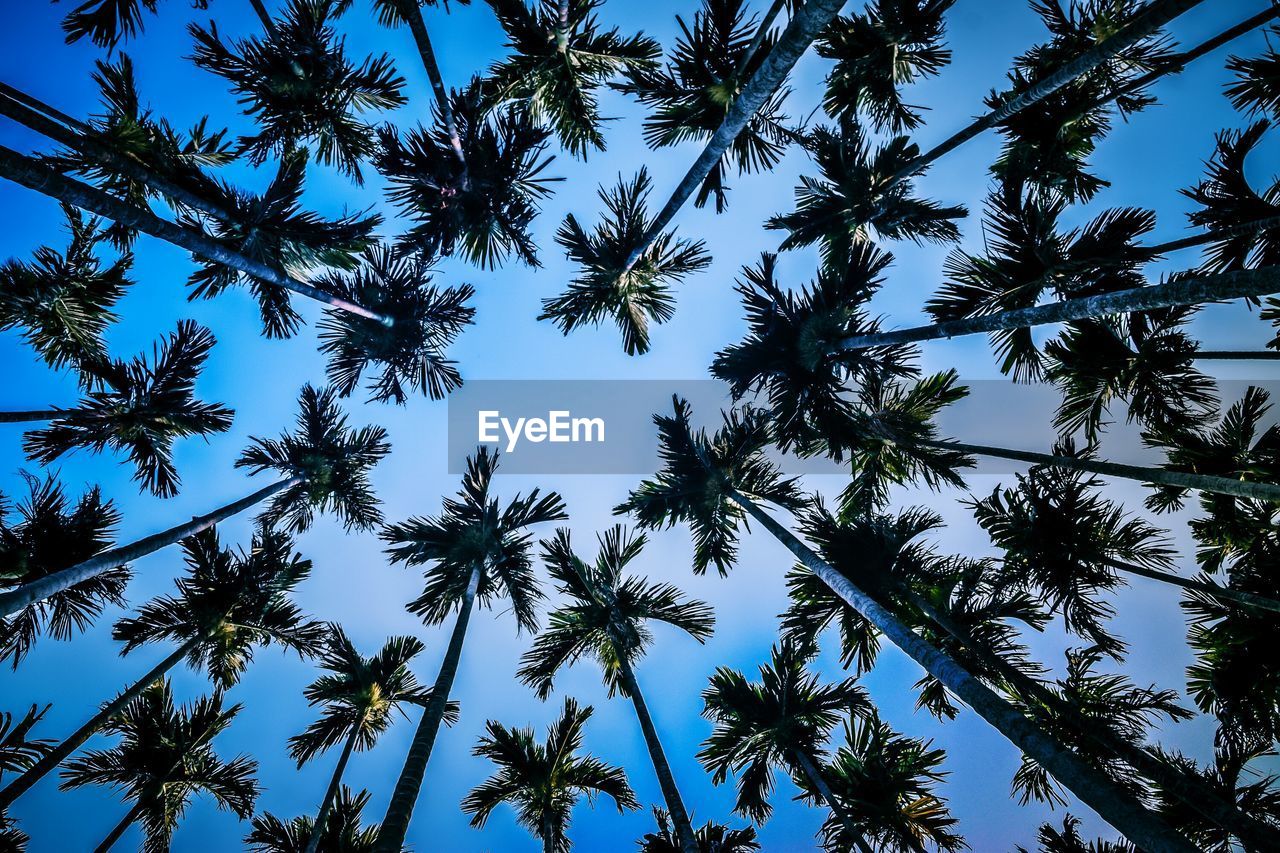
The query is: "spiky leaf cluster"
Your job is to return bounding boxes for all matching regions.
[60,0,210,47]
[1226,29,1280,121]
[1183,122,1280,277]
[246,786,390,853]
[638,809,760,853]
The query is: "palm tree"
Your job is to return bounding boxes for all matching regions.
[637,810,759,853]
[248,786,395,852]
[1155,738,1280,851]
[766,119,967,267]
[0,474,126,669]
[1016,815,1135,853]
[0,705,53,783]
[316,244,475,404]
[0,525,324,809]
[190,0,407,181]
[374,448,566,852]
[5,320,234,498]
[802,713,965,853]
[374,82,558,269]
[0,383,388,620]
[539,169,711,355]
[621,396,1201,850]
[289,626,456,853]
[1227,28,1280,120]
[699,641,874,848]
[1184,121,1279,274]
[484,0,660,158]
[61,680,258,851]
[0,204,129,372]
[817,0,956,133]
[462,697,639,853]
[517,525,714,853]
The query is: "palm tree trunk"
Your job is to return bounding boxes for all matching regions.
[0,82,86,132]
[724,488,1198,851]
[304,725,360,853]
[621,0,846,271]
[95,799,145,853]
[837,266,1279,353]
[1195,351,1280,360]
[373,564,481,853]
[916,438,1280,504]
[0,410,60,423]
[556,0,570,52]
[0,636,201,808]
[905,591,1280,850]
[248,0,276,35]
[0,475,303,620]
[1103,557,1280,615]
[615,655,699,853]
[401,9,465,170]
[788,748,876,853]
[889,0,1208,184]
[0,144,392,326]
[732,0,788,79]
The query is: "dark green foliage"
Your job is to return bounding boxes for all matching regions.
[1016,815,1136,853]
[1154,739,1280,851]
[1183,121,1280,275]
[1226,28,1280,120]
[247,786,391,852]
[61,0,210,47]
[637,809,760,852]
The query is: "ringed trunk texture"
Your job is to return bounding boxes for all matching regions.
[0,637,200,808]
[304,725,360,853]
[0,145,391,325]
[622,0,847,271]
[0,476,303,619]
[616,655,699,853]
[725,489,1199,852]
[373,565,481,853]
[789,748,876,853]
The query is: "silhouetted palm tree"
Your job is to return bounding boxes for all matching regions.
[248,786,395,853]
[0,705,52,783]
[289,626,454,853]
[1227,29,1280,120]
[0,474,126,669]
[190,0,407,181]
[7,320,233,498]
[484,0,660,158]
[462,697,639,853]
[61,680,258,851]
[1183,121,1280,274]
[1155,737,1280,851]
[0,205,129,372]
[317,244,475,404]
[1016,815,1135,853]
[375,448,566,852]
[518,525,714,853]
[539,169,711,355]
[637,809,759,853]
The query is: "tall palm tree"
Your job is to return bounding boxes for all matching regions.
[0,204,129,372]
[699,641,874,848]
[374,448,566,852]
[462,697,639,853]
[484,0,660,158]
[1155,737,1280,851]
[637,810,759,853]
[1016,815,1135,853]
[1184,121,1280,275]
[5,320,234,498]
[817,0,956,133]
[1,474,126,669]
[0,383,388,620]
[374,82,558,269]
[60,680,258,851]
[248,786,395,853]
[0,525,324,808]
[190,0,407,181]
[802,713,965,853]
[289,626,455,853]
[316,244,476,404]
[539,169,711,355]
[517,525,714,853]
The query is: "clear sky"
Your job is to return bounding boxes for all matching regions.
[1,0,1278,850]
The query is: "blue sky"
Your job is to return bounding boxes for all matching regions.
[1,0,1278,850]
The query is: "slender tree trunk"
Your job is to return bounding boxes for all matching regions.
[374,565,481,853]
[732,0,788,79]
[789,749,876,853]
[615,655,699,853]
[0,410,60,423]
[906,591,1280,850]
[556,0,570,52]
[248,0,276,35]
[917,438,1280,504]
[0,475,303,619]
[304,725,360,853]
[1103,558,1280,615]
[402,10,465,170]
[1195,351,1280,360]
[0,82,86,131]
[890,0,1208,184]
[0,145,391,326]
[724,489,1199,851]
[95,800,145,853]
[621,0,846,271]
[838,266,1280,352]
[0,637,200,808]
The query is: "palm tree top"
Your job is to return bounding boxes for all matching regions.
[517,524,715,699]
[247,785,395,852]
[1226,30,1280,121]
[236,383,392,533]
[1183,120,1280,275]
[637,808,760,852]
[113,525,327,689]
[0,703,54,781]
[381,446,567,632]
[1016,814,1136,853]
[462,696,639,852]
